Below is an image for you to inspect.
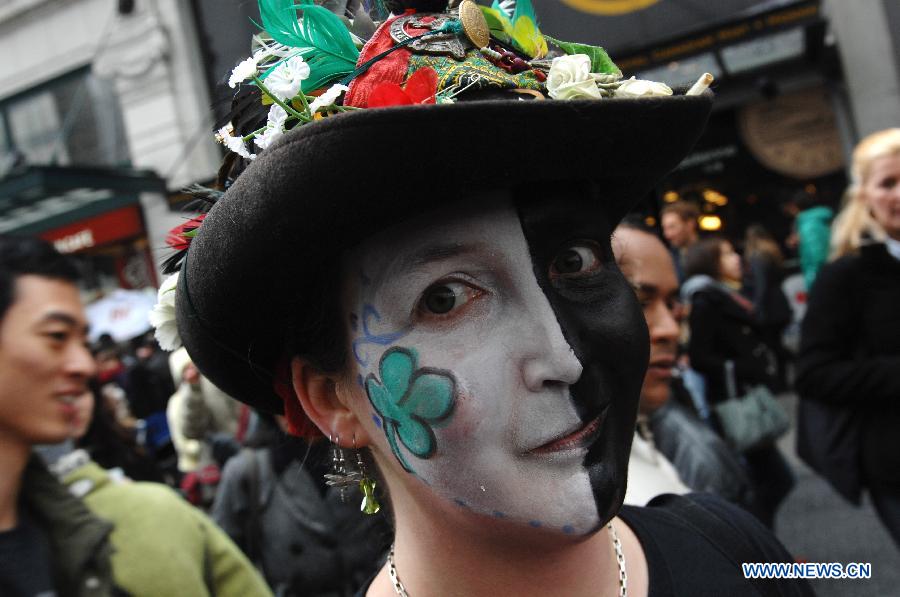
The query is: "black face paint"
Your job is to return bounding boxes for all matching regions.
[515,186,648,528]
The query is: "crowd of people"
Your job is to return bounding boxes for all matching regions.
[1,0,898,595]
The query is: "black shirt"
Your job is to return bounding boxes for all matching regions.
[619,493,813,596]
[0,506,57,597]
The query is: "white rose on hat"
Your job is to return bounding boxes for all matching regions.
[547,54,602,101]
[615,77,673,98]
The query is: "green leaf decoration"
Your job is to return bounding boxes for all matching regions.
[544,35,621,76]
[365,348,456,474]
[257,0,360,91]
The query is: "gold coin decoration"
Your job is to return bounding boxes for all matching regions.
[459,0,490,49]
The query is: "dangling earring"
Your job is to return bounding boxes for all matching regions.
[323,434,380,515]
[324,434,358,503]
[354,436,381,515]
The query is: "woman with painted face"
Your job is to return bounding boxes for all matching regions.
[796,128,900,547]
[156,1,810,595]
[681,237,795,528]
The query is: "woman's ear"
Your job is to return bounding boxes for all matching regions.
[290,356,371,447]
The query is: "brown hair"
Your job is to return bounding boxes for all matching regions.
[683,237,729,281]
[661,200,700,222]
[744,224,783,268]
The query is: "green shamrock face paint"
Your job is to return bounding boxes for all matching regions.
[365,347,456,474]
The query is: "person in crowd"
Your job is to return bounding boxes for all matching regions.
[681,237,794,527]
[124,332,176,428]
[156,2,811,594]
[792,191,834,290]
[742,224,792,390]
[614,223,755,511]
[614,221,690,506]
[212,411,391,595]
[168,346,242,471]
[660,200,700,282]
[795,127,900,547]
[77,380,165,483]
[168,346,242,506]
[0,234,271,596]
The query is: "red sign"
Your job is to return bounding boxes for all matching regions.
[41,205,144,254]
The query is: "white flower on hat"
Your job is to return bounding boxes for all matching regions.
[266,55,311,101]
[614,77,673,98]
[254,105,289,150]
[547,54,602,101]
[308,83,349,114]
[148,272,181,351]
[217,126,256,160]
[228,55,259,89]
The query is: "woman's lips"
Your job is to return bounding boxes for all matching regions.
[529,415,603,455]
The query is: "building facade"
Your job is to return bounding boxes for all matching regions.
[0,0,222,290]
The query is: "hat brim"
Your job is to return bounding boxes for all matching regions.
[177,96,712,412]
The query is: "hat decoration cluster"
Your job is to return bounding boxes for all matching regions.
[214,0,712,161]
[149,0,713,352]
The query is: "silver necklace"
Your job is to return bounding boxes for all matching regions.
[387,522,627,597]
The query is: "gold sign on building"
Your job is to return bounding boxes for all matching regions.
[558,0,661,16]
[738,86,845,179]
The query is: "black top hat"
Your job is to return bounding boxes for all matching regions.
[167,0,713,416]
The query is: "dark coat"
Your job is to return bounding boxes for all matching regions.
[795,243,900,494]
[20,457,118,597]
[212,447,390,596]
[683,277,776,405]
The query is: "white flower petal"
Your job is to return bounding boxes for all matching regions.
[217,126,256,160]
[266,55,311,101]
[149,273,182,351]
[253,105,289,150]
[228,56,259,88]
[308,84,349,114]
[614,77,673,98]
[547,54,602,101]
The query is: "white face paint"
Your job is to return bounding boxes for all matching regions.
[341,195,603,534]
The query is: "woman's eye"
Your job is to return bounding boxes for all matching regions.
[550,242,603,278]
[418,281,480,316]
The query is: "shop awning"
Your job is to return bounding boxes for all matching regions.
[0,165,166,236]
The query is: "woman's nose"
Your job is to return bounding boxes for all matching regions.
[520,306,584,392]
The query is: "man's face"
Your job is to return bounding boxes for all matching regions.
[0,276,96,446]
[337,193,647,537]
[661,212,695,249]
[613,228,682,414]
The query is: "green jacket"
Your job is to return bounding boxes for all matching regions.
[24,455,272,596]
[796,205,834,290]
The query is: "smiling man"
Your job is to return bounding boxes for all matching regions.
[0,235,100,595]
[0,235,271,597]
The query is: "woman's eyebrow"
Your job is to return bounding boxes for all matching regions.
[400,241,488,272]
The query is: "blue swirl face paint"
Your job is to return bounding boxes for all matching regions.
[351,304,409,367]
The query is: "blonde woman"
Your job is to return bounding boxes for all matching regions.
[796,128,900,547]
